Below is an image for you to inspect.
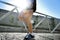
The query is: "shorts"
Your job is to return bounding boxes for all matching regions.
[32,0,36,12]
[26,0,36,12]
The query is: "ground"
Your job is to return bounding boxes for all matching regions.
[0,33,60,40]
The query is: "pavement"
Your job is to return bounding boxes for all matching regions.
[0,33,60,40]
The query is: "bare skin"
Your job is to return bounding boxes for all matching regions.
[18,9,33,33]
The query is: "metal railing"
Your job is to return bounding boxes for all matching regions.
[33,12,60,33]
[0,1,60,33]
[0,1,27,31]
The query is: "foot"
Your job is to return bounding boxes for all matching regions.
[29,34,34,38]
[25,34,34,39]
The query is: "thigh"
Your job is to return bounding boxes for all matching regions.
[18,10,33,22]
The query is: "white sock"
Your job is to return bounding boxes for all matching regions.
[28,32,34,35]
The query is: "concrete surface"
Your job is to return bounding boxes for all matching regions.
[0,33,60,40]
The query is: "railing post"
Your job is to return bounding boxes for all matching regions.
[46,15,51,32]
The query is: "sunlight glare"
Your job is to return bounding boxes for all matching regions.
[11,0,30,12]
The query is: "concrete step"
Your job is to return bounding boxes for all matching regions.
[0,33,60,40]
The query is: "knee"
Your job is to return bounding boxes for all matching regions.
[18,16,23,21]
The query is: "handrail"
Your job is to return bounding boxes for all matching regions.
[35,12,59,19]
[0,1,16,7]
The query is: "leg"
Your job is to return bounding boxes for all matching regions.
[18,10,33,33]
[18,10,34,40]
[25,19,33,33]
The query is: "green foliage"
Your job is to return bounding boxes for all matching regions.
[50,17,55,29]
[9,15,14,24]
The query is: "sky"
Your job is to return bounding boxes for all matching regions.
[0,0,60,19]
